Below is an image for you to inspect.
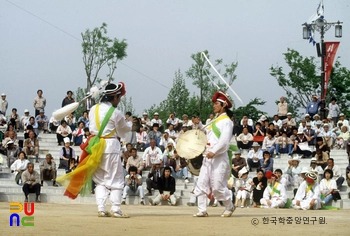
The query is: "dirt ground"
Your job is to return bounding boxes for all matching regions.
[1,202,347,236]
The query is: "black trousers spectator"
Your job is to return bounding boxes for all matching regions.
[278,116,287,121]
[237,141,253,150]
[336,177,345,189]
[146,179,158,193]
[50,123,58,133]
[56,133,72,144]
[293,147,312,157]
[23,183,41,197]
[247,159,261,171]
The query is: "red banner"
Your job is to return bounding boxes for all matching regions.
[323,42,340,98]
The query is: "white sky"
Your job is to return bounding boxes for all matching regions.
[0,0,349,118]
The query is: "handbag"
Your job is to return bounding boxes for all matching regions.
[331,190,341,201]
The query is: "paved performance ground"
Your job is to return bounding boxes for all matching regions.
[1,202,347,235]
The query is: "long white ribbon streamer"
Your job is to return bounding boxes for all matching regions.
[201,52,243,104]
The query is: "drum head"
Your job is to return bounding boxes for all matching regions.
[176,130,207,159]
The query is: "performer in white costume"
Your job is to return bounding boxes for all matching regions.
[292,172,321,210]
[260,171,287,208]
[89,83,132,218]
[193,91,235,217]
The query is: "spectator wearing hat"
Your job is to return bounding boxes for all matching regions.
[275,132,293,158]
[260,151,274,173]
[58,137,76,169]
[326,97,340,124]
[312,114,321,127]
[262,131,276,155]
[146,123,162,147]
[247,142,263,171]
[309,158,324,182]
[0,140,20,168]
[178,123,188,136]
[56,120,72,145]
[162,142,175,167]
[62,90,75,107]
[277,96,288,120]
[237,127,253,150]
[314,120,324,137]
[283,157,302,188]
[231,150,247,178]
[234,167,252,208]
[304,122,316,146]
[0,93,8,116]
[33,89,46,117]
[20,109,31,130]
[250,169,267,207]
[326,114,335,128]
[338,113,349,130]
[324,158,344,190]
[306,95,321,120]
[151,112,163,132]
[260,171,287,209]
[279,119,292,137]
[334,125,349,149]
[319,124,335,148]
[35,109,49,134]
[23,131,39,163]
[83,92,96,112]
[332,120,344,137]
[141,112,151,129]
[293,172,321,210]
[182,114,193,129]
[39,153,58,187]
[286,112,296,128]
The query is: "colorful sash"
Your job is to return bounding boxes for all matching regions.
[306,183,314,194]
[209,115,238,169]
[269,182,280,196]
[56,104,115,199]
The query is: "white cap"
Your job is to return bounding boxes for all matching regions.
[287,112,292,116]
[24,109,29,113]
[154,112,159,116]
[63,137,70,143]
[142,112,148,116]
[238,166,249,178]
[1,93,5,96]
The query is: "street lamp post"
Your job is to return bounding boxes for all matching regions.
[302,19,343,119]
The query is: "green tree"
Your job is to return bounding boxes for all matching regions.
[270,48,350,117]
[118,96,136,115]
[233,98,266,122]
[74,87,88,119]
[165,69,190,116]
[186,50,238,121]
[82,22,128,89]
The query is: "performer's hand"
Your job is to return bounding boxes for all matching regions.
[310,199,315,206]
[206,152,215,159]
[266,200,271,206]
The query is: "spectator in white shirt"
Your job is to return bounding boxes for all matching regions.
[262,131,276,155]
[326,97,340,124]
[136,126,148,151]
[166,112,180,131]
[272,115,282,129]
[151,112,163,132]
[141,112,151,130]
[338,113,349,130]
[56,120,72,145]
[10,151,30,185]
[165,124,177,141]
[246,142,263,171]
[236,127,253,150]
[320,124,336,148]
[159,132,176,151]
[240,115,253,127]
[142,139,163,168]
[20,109,31,130]
[205,113,215,125]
